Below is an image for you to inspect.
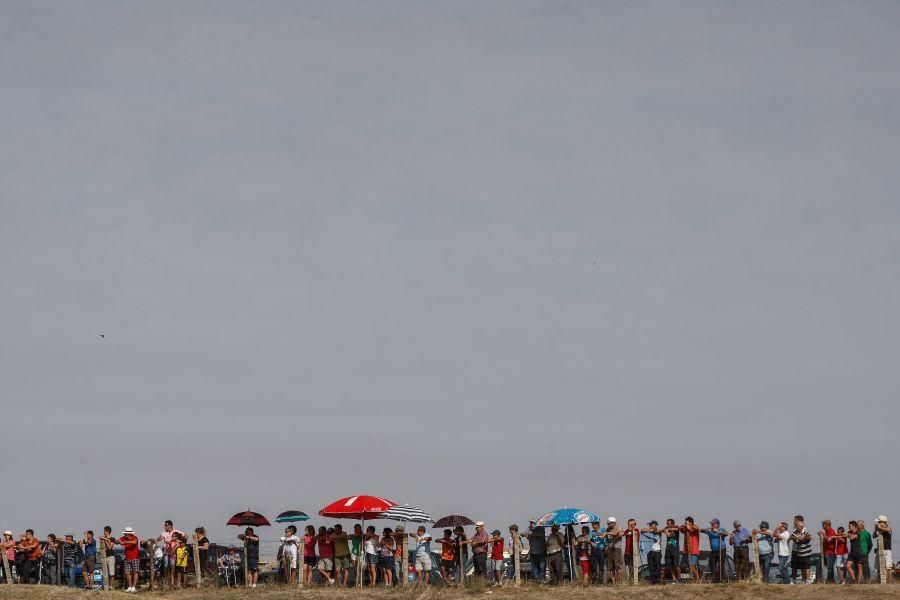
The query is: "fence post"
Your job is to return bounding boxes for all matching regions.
[877,531,887,584]
[632,529,639,584]
[192,531,202,586]
[145,540,156,591]
[99,534,109,590]
[242,539,249,588]
[512,528,521,587]
[401,533,409,586]
[298,535,304,588]
[2,546,11,585]
[750,532,760,582]
[57,545,64,587]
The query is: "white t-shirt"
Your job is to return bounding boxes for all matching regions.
[281,535,300,560]
[365,535,377,556]
[776,531,791,556]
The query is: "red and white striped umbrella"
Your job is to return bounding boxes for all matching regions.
[318,495,396,520]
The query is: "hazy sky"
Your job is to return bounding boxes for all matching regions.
[2,1,899,552]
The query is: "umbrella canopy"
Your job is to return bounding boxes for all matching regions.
[433,515,476,529]
[319,495,396,520]
[381,504,434,523]
[274,510,310,524]
[226,511,272,527]
[532,507,599,527]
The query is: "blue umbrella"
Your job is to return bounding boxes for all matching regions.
[532,507,600,527]
[274,510,310,524]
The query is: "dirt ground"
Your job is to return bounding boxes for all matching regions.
[1,583,899,600]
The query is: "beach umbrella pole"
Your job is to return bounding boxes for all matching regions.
[401,532,409,586]
[357,517,365,588]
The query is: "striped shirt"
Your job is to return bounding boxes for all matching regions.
[792,527,812,557]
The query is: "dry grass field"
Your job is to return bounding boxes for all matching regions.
[1,584,899,600]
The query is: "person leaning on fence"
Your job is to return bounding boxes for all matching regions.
[875,516,892,582]
[701,519,728,583]
[18,529,42,584]
[117,527,140,593]
[730,520,751,580]
[487,529,505,585]
[238,527,260,588]
[545,524,565,585]
[833,526,848,583]
[640,521,662,584]
[753,522,774,583]
[43,533,60,585]
[603,517,624,584]
[820,519,838,583]
[101,525,116,590]
[574,526,591,585]
[680,517,701,582]
[412,526,433,586]
[858,520,872,581]
[1,531,14,583]
[588,521,606,583]
[316,526,335,585]
[662,519,680,582]
[80,530,98,589]
[462,521,489,581]
[379,528,395,587]
[523,521,545,583]
[790,515,812,584]
[280,525,300,585]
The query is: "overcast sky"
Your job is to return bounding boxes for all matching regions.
[2,1,899,552]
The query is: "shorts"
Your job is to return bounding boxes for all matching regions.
[247,557,259,571]
[792,555,810,569]
[834,555,846,567]
[415,555,432,572]
[492,559,504,572]
[176,566,187,574]
[665,547,679,567]
[441,559,456,571]
[283,554,296,569]
[381,556,395,570]
[580,560,590,575]
[317,558,333,571]
[605,549,623,571]
[848,551,863,564]
[304,556,317,567]
[365,553,378,566]
[688,555,698,566]
[335,555,351,569]
[105,556,116,574]
[83,557,96,574]
[125,559,141,574]
[884,550,893,567]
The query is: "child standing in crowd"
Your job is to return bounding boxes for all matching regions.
[488,529,505,585]
[834,526,848,583]
[173,533,188,589]
[412,525,432,586]
[575,526,591,584]
[435,529,455,584]
[379,528,395,587]
[302,525,317,586]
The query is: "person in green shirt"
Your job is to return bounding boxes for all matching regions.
[331,525,352,586]
[858,520,873,582]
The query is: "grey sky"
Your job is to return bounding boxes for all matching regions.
[2,1,899,551]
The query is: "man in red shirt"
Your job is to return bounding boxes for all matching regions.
[834,526,848,584]
[623,519,639,581]
[820,520,838,583]
[680,517,701,581]
[117,527,141,593]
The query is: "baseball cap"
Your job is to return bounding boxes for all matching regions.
[475,521,485,527]
[710,518,720,526]
[607,516,617,523]
[647,520,658,526]
[759,521,770,529]
[733,520,742,527]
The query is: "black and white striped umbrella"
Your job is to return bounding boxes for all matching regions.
[380,504,434,523]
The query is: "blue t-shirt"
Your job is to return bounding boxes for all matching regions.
[83,539,97,558]
[707,529,727,552]
[415,535,431,558]
[590,529,606,551]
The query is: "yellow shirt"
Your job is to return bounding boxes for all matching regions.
[175,546,188,568]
